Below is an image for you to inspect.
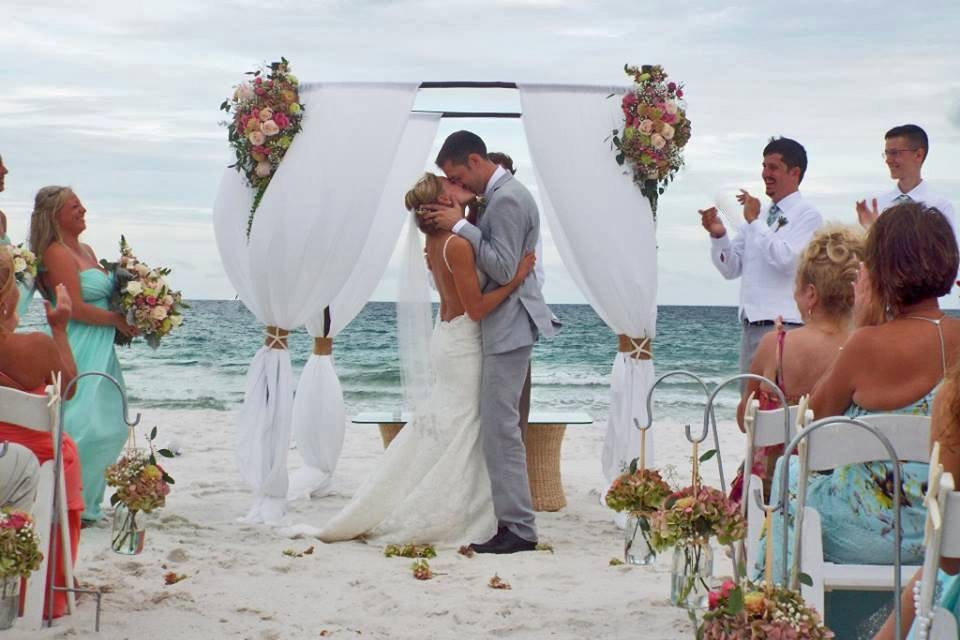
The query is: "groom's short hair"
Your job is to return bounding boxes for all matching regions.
[436,130,488,167]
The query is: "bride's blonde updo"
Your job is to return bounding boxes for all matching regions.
[796,224,865,317]
[404,172,444,212]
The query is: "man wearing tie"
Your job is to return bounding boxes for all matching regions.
[699,137,824,379]
[856,124,956,231]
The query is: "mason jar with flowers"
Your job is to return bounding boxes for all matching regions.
[0,508,43,629]
[605,461,671,565]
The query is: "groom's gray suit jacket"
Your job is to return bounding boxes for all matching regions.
[458,172,555,355]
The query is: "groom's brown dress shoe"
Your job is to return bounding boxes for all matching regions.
[473,528,537,554]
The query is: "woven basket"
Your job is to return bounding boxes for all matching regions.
[524,424,567,512]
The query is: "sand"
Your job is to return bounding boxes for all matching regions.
[15,408,746,640]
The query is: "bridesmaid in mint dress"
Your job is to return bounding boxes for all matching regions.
[30,186,138,523]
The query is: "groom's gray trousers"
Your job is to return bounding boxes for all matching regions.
[481,345,537,542]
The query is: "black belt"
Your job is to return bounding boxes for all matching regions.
[743,319,801,327]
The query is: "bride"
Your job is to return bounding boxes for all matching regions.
[318,173,535,544]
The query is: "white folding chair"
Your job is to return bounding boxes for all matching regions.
[0,383,75,629]
[914,454,960,640]
[740,394,812,573]
[795,414,930,615]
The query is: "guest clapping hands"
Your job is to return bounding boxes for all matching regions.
[30,186,135,524]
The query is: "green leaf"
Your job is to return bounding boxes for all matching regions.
[699,449,718,462]
[150,426,158,441]
[162,473,175,485]
[726,585,744,614]
[628,457,638,474]
[616,153,625,166]
[158,449,175,458]
[799,572,814,587]
[110,493,120,506]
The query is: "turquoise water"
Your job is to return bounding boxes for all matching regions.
[18,300,745,421]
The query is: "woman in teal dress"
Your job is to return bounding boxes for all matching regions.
[759,203,960,639]
[30,186,138,523]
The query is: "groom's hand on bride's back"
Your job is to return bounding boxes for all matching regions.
[421,203,463,232]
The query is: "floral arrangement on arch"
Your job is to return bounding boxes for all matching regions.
[611,64,691,218]
[9,244,38,289]
[102,236,187,349]
[0,507,43,579]
[220,57,305,237]
[699,579,834,639]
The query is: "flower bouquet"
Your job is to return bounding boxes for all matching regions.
[649,483,746,609]
[102,236,186,349]
[105,426,175,554]
[606,460,671,565]
[220,57,305,237]
[611,64,692,218]
[699,579,834,639]
[8,244,38,290]
[0,508,43,629]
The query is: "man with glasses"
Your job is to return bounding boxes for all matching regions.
[856,124,955,230]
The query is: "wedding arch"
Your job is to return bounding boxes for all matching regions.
[212,81,659,524]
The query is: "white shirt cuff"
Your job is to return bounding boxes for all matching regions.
[452,219,468,235]
[710,233,732,249]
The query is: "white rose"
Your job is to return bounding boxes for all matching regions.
[126,281,143,295]
[261,120,280,136]
[236,83,255,102]
[255,161,273,178]
[651,133,667,149]
[664,101,678,115]
[661,124,675,140]
[248,131,266,146]
[170,315,183,328]
[150,306,168,321]
[163,295,174,306]
[135,263,150,277]
[13,257,26,273]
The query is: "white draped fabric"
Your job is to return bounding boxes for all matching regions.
[288,113,442,500]
[519,85,658,489]
[213,82,419,524]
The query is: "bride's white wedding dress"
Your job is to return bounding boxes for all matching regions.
[318,312,497,544]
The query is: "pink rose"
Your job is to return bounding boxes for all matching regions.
[622,93,638,108]
[254,77,262,85]
[146,295,158,306]
[676,88,684,98]
[255,161,272,178]
[720,579,736,597]
[662,112,676,124]
[273,112,290,129]
[248,131,266,146]
[651,134,666,149]
[254,87,266,96]
[261,120,280,136]
[259,107,273,122]
[707,590,722,610]
[667,81,677,92]
[638,119,654,134]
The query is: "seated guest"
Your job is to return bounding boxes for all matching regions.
[875,369,960,640]
[731,224,864,501]
[761,203,960,638]
[0,442,40,511]
[0,246,81,619]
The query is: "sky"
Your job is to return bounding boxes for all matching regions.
[1,1,959,306]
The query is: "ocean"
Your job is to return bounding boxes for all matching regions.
[19,301,744,423]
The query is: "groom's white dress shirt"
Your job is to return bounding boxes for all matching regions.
[710,191,823,324]
[876,180,956,234]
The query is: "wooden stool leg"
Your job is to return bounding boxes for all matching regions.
[378,423,404,449]
[524,424,567,512]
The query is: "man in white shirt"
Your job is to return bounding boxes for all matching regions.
[699,137,824,380]
[856,124,956,231]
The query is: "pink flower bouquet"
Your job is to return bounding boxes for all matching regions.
[700,580,834,639]
[0,508,43,579]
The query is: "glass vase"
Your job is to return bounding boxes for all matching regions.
[670,543,713,609]
[0,575,19,630]
[624,515,656,566]
[111,504,145,555]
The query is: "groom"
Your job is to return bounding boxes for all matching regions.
[424,130,555,554]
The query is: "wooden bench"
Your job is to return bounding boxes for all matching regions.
[351,411,592,512]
